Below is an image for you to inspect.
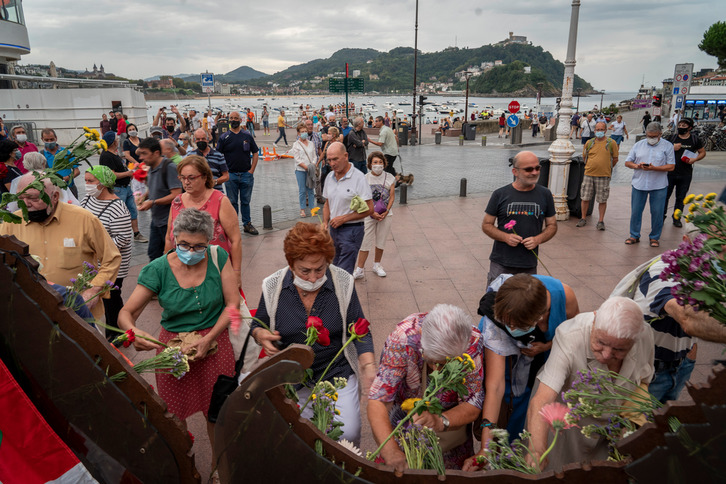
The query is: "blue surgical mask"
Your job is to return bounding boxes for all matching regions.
[595,131,606,139]
[44,141,58,151]
[504,325,535,338]
[176,246,206,265]
[299,132,309,140]
[14,150,21,160]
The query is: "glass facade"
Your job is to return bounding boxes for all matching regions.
[1,0,25,25]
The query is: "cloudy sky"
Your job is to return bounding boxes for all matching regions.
[19,0,724,92]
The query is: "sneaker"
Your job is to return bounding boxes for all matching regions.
[372,263,387,277]
[273,142,277,148]
[134,232,149,243]
[243,223,259,235]
[596,221,605,231]
[673,219,683,228]
[575,219,587,227]
[353,267,364,280]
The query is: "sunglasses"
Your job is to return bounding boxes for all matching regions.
[518,165,541,173]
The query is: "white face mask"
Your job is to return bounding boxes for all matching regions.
[128,130,138,137]
[85,183,103,197]
[293,274,327,292]
[16,134,27,143]
[646,136,660,146]
[371,165,384,175]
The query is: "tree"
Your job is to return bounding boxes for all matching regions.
[699,21,726,69]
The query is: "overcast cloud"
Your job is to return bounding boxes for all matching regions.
[19,0,724,92]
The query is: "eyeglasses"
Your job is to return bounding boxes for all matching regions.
[176,243,208,253]
[518,165,541,173]
[178,174,202,182]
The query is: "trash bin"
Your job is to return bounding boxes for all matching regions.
[464,123,477,141]
[566,155,595,218]
[435,132,442,144]
[398,125,409,146]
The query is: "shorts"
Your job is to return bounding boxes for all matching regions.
[360,214,392,251]
[580,175,610,203]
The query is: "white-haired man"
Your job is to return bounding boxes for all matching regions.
[525,296,654,470]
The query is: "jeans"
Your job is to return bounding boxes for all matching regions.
[329,223,365,274]
[295,170,315,210]
[352,160,367,174]
[225,171,254,225]
[148,224,167,261]
[114,185,138,220]
[630,186,667,240]
[319,164,331,196]
[246,121,255,137]
[103,277,124,340]
[487,260,537,287]
[664,172,693,218]
[274,126,287,145]
[648,357,696,403]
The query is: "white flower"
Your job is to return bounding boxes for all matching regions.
[338,439,362,456]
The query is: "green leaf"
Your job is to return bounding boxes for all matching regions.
[0,210,21,223]
[691,290,717,305]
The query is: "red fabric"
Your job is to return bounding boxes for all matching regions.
[156,326,235,420]
[169,190,231,254]
[116,118,127,135]
[0,359,81,483]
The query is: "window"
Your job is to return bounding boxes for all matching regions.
[1,0,25,25]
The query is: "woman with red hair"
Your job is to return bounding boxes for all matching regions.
[250,222,376,446]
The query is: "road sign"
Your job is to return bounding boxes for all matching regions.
[506,114,520,128]
[201,73,214,94]
[329,78,364,93]
[508,100,521,114]
[672,63,693,105]
[675,96,684,109]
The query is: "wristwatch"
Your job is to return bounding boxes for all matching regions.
[440,414,450,431]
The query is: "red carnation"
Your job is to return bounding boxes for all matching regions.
[317,327,330,346]
[306,316,324,330]
[0,163,8,180]
[188,431,195,444]
[351,318,370,338]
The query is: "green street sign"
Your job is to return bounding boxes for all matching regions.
[329,78,364,93]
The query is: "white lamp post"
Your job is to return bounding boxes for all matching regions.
[548,0,581,221]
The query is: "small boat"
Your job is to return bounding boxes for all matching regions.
[398,100,412,106]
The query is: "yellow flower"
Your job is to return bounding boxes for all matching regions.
[704,200,715,208]
[401,398,421,413]
[706,210,713,215]
[311,207,320,216]
[455,356,463,362]
[100,139,108,151]
[332,392,338,402]
[461,378,466,384]
[311,393,317,400]
[683,194,696,204]
[335,409,341,415]
[673,209,682,220]
[705,192,717,201]
[689,203,699,213]
[84,133,92,139]
[684,214,693,223]
[91,129,101,141]
[694,194,704,201]
[83,126,91,133]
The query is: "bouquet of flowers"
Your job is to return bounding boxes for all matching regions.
[395,423,445,475]
[310,378,347,442]
[64,261,117,312]
[661,192,726,324]
[470,428,538,474]
[109,347,190,382]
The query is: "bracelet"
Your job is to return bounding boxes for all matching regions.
[480,419,496,429]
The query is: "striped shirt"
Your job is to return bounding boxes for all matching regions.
[632,259,692,362]
[80,196,133,279]
[194,148,228,191]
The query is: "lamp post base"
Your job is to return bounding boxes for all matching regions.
[548,137,575,221]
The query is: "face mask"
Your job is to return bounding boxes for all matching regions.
[176,246,206,265]
[646,137,660,146]
[230,120,241,129]
[14,150,21,160]
[27,208,50,223]
[44,142,57,151]
[166,125,175,133]
[85,183,103,197]
[128,130,138,137]
[504,325,536,338]
[595,131,606,139]
[16,134,27,143]
[371,165,384,175]
[299,132,309,140]
[178,138,185,146]
[677,127,689,135]
[196,141,208,151]
[293,274,327,293]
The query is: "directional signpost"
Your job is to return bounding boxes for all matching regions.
[506,115,520,128]
[508,100,522,145]
[672,63,693,112]
[201,72,214,111]
[329,65,365,118]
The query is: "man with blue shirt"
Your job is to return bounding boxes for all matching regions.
[322,142,373,273]
[40,128,80,197]
[217,111,259,235]
[624,122,675,247]
[192,129,228,191]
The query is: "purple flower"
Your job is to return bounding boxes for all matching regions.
[693,280,706,290]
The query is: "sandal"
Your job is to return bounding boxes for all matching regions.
[650,239,660,247]
[624,237,640,245]
[300,210,307,218]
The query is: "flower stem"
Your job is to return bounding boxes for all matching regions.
[93,319,168,347]
[538,428,559,465]
[513,229,552,276]
[300,335,355,413]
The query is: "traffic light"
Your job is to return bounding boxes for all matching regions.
[419,95,427,105]
[653,94,662,107]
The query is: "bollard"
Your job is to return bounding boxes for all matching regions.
[458,135,464,146]
[481,136,487,146]
[435,132,442,145]
[262,205,272,230]
[460,178,467,197]
[399,184,408,205]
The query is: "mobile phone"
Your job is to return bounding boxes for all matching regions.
[641,163,650,167]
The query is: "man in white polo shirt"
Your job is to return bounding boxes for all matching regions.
[322,141,373,274]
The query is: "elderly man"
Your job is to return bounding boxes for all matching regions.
[191,128,229,190]
[624,122,675,247]
[322,141,373,273]
[576,122,618,230]
[579,112,596,144]
[159,138,183,166]
[525,296,654,470]
[482,151,557,285]
[345,117,370,174]
[0,174,121,320]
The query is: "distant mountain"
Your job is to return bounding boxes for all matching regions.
[222,65,268,82]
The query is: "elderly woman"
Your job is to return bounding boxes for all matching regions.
[6,152,79,211]
[462,274,578,471]
[81,165,133,340]
[251,222,376,445]
[525,296,654,470]
[119,208,239,437]
[165,155,242,286]
[368,304,485,471]
[287,123,317,218]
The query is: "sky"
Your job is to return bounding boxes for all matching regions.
[18,0,725,92]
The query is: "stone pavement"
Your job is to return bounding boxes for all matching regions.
[118,156,726,478]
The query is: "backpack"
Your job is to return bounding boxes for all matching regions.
[583,137,614,163]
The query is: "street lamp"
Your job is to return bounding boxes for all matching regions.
[536,82,544,114]
[575,87,582,112]
[599,89,605,112]
[464,72,473,122]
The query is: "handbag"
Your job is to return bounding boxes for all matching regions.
[208,328,254,423]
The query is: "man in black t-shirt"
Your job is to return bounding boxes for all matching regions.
[482,151,557,285]
[664,117,706,227]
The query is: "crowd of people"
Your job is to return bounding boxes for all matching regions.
[0,103,724,479]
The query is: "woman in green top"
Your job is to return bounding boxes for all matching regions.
[119,208,239,436]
